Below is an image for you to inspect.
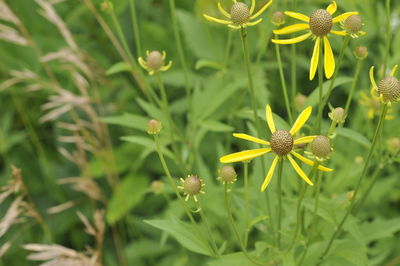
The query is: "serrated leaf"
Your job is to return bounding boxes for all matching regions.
[336,127,371,148]
[106,174,148,224]
[106,61,133,75]
[144,218,212,256]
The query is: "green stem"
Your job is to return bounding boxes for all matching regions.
[195,200,220,257]
[128,0,142,56]
[153,135,216,257]
[290,0,297,102]
[314,36,350,133]
[244,162,250,247]
[274,34,293,124]
[224,183,266,266]
[344,59,363,118]
[299,172,323,266]
[383,0,391,75]
[277,158,283,249]
[319,104,388,262]
[224,30,233,68]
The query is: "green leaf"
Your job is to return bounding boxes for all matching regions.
[336,127,371,148]
[195,59,224,70]
[106,174,148,224]
[208,252,257,266]
[360,218,400,243]
[106,62,133,75]
[99,113,148,131]
[200,120,234,132]
[330,239,368,266]
[121,136,175,160]
[305,77,353,107]
[144,218,212,256]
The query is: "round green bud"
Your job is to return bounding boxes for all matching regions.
[146,119,162,135]
[218,166,237,183]
[344,15,363,34]
[183,175,203,195]
[311,136,331,158]
[354,46,368,60]
[272,11,285,26]
[146,51,163,71]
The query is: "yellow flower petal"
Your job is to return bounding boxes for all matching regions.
[284,11,310,22]
[233,133,270,145]
[323,37,335,79]
[220,148,272,163]
[291,151,333,172]
[326,1,337,15]
[290,106,312,135]
[217,2,231,18]
[250,0,255,15]
[203,14,231,25]
[138,57,147,70]
[261,156,279,192]
[333,12,359,23]
[287,154,314,186]
[250,0,273,20]
[330,30,346,36]
[272,32,312,45]
[228,24,241,29]
[245,18,263,27]
[294,135,316,145]
[309,37,320,80]
[273,23,310,35]
[160,61,173,72]
[390,65,398,76]
[369,66,378,90]
[266,104,276,133]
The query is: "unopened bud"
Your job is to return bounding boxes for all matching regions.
[329,107,346,123]
[151,180,164,195]
[343,15,363,34]
[294,93,307,112]
[311,136,331,159]
[354,46,368,60]
[387,137,400,154]
[218,166,237,184]
[101,1,113,13]
[147,119,162,135]
[272,11,285,26]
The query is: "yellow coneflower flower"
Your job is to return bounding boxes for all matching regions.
[272,1,358,80]
[220,105,333,192]
[203,0,273,29]
[359,87,394,120]
[370,65,400,104]
[138,50,172,75]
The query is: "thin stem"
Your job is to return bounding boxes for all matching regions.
[299,172,323,266]
[195,200,220,257]
[317,38,324,133]
[224,183,266,266]
[314,36,350,133]
[128,0,142,56]
[277,158,283,249]
[153,135,216,257]
[274,34,293,124]
[224,30,233,67]
[383,0,391,75]
[344,59,363,118]
[319,104,388,262]
[243,162,250,247]
[290,0,297,102]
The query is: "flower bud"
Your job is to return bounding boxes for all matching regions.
[328,107,346,123]
[311,136,331,159]
[387,137,400,154]
[146,119,162,135]
[354,46,368,60]
[218,166,237,184]
[151,180,164,195]
[179,175,205,201]
[146,51,163,71]
[346,191,355,201]
[271,11,285,26]
[101,1,113,13]
[354,156,364,165]
[294,93,307,112]
[343,15,363,34]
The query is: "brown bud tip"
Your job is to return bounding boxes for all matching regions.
[147,119,162,135]
[294,93,307,112]
[101,1,113,12]
[344,15,363,34]
[311,136,331,158]
[354,46,368,60]
[378,76,400,102]
[329,107,346,123]
[218,166,237,183]
[151,180,164,195]
[272,11,285,26]
[309,9,333,36]
[183,175,203,195]
[387,137,400,154]
[146,51,163,71]
[230,2,250,25]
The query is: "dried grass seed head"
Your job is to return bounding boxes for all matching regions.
[309,9,333,36]
[230,2,250,25]
[270,130,294,156]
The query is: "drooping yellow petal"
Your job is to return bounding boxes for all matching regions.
[287,155,314,186]
[291,151,333,172]
[160,61,173,72]
[323,37,335,79]
[203,14,231,25]
[250,0,273,20]
[250,0,255,15]
[217,2,231,18]
[261,156,279,192]
[228,24,241,29]
[162,51,166,60]
[290,106,312,135]
[272,32,312,45]
[284,11,310,22]
[273,23,310,35]
[245,18,263,27]
[138,57,147,70]
[326,1,337,15]
[330,30,346,36]
[294,135,316,145]
[369,66,378,90]
[390,65,398,76]
[309,37,320,80]
[333,12,359,23]
[220,148,272,163]
[233,133,270,145]
[266,104,276,133]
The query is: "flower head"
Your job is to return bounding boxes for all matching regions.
[310,135,332,161]
[138,50,172,75]
[328,107,346,123]
[217,166,237,184]
[341,15,365,38]
[369,65,400,103]
[203,0,273,30]
[359,87,394,120]
[272,1,358,80]
[178,175,205,202]
[220,105,333,192]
